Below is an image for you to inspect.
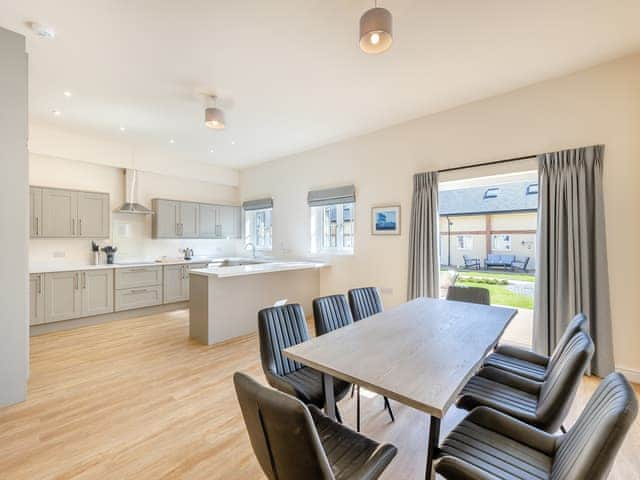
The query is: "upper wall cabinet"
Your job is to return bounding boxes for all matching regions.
[152,198,240,239]
[30,186,110,239]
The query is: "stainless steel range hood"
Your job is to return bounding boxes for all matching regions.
[116,169,154,215]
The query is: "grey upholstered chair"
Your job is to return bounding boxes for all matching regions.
[348,287,384,321]
[313,294,394,431]
[457,331,594,432]
[234,372,398,480]
[258,303,351,421]
[435,372,638,480]
[446,285,490,305]
[484,313,588,381]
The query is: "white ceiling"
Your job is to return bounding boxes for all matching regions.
[2,1,640,170]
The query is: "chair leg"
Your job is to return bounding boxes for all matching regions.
[335,403,343,424]
[560,424,567,434]
[356,385,361,432]
[384,396,395,422]
[350,384,356,398]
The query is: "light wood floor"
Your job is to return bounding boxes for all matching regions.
[1,310,639,479]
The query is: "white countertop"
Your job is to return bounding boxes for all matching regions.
[190,261,328,278]
[30,257,229,274]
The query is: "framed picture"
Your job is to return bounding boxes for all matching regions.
[371,205,401,235]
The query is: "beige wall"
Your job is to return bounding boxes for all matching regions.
[240,54,640,375]
[29,154,241,266]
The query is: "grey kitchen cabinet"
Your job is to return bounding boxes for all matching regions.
[44,271,82,322]
[77,191,110,238]
[115,286,163,312]
[115,266,163,312]
[29,273,45,325]
[198,204,218,238]
[163,264,189,303]
[35,187,109,238]
[115,266,163,289]
[41,188,77,237]
[30,187,43,237]
[153,198,239,239]
[82,269,114,316]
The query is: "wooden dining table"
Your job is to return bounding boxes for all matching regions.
[284,297,517,479]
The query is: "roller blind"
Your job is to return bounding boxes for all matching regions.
[242,198,273,211]
[307,185,356,207]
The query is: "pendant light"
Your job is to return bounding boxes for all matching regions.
[359,1,393,54]
[204,95,225,129]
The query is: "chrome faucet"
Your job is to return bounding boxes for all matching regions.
[244,243,256,258]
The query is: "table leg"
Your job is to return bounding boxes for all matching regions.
[425,415,441,480]
[322,373,336,420]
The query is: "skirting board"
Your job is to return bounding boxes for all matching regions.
[30,302,189,336]
[616,367,640,385]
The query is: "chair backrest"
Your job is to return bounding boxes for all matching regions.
[234,372,335,480]
[258,304,309,378]
[487,254,501,263]
[348,287,383,321]
[313,294,353,335]
[551,372,638,480]
[502,254,515,263]
[547,313,588,371]
[446,286,491,305]
[537,331,594,431]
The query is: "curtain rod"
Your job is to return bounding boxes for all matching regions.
[438,154,537,174]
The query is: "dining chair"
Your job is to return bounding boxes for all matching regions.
[484,313,588,381]
[234,372,398,480]
[313,294,394,431]
[445,285,490,305]
[435,372,638,480]
[457,331,594,432]
[258,303,351,421]
[347,287,384,321]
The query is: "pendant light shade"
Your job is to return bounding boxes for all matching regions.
[359,7,393,54]
[205,107,225,129]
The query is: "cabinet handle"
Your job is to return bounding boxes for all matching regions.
[74,272,78,290]
[38,275,42,294]
[83,272,87,289]
[79,219,82,236]
[71,218,75,235]
[130,289,148,294]
[35,217,39,236]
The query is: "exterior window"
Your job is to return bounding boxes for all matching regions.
[245,208,272,250]
[456,235,473,250]
[526,184,539,195]
[484,188,499,199]
[311,203,355,254]
[492,234,512,251]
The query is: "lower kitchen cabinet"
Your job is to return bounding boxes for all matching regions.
[115,286,163,312]
[163,264,189,303]
[29,273,45,325]
[82,269,114,316]
[45,271,83,322]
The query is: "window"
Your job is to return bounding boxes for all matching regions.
[526,183,539,195]
[456,235,473,250]
[311,203,355,254]
[245,208,272,250]
[483,188,500,199]
[492,234,512,251]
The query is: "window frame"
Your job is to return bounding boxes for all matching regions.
[244,207,273,251]
[456,235,473,251]
[310,202,355,255]
[491,233,512,252]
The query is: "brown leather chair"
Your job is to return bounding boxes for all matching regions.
[457,331,594,432]
[234,372,397,480]
[258,303,351,420]
[484,313,588,381]
[435,372,638,480]
[446,285,490,305]
[313,294,394,431]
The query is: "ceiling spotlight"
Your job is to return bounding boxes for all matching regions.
[230,140,236,145]
[63,91,72,97]
[52,109,61,116]
[359,2,393,54]
[119,126,126,132]
[169,139,175,144]
[204,95,225,129]
[28,22,56,39]
[209,147,215,153]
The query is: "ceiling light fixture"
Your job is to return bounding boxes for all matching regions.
[204,95,225,129]
[359,1,393,54]
[52,109,61,116]
[169,138,175,144]
[63,91,72,97]
[119,126,126,132]
[230,140,236,145]
[209,147,215,153]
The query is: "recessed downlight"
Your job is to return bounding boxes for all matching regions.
[209,147,215,153]
[169,139,175,144]
[230,140,236,145]
[52,109,61,116]
[119,126,126,132]
[63,91,72,97]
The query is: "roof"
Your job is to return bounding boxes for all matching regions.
[439,181,538,216]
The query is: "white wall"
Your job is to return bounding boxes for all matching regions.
[240,53,640,376]
[0,27,28,405]
[29,154,241,266]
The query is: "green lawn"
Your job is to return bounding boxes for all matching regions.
[456,279,534,309]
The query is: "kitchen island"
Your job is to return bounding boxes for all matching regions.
[189,260,327,345]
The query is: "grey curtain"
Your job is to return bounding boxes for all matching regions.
[407,171,440,299]
[534,145,614,376]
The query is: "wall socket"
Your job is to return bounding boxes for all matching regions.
[380,287,393,295]
[52,251,66,258]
